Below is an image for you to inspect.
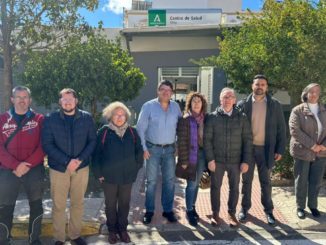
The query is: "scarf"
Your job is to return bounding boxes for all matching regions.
[187,111,205,165]
[108,121,129,138]
[192,111,204,147]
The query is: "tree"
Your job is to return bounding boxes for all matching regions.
[0,0,98,111]
[22,35,146,119]
[197,0,326,105]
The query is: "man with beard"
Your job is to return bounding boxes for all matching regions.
[237,75,286,225]
[42,88,96,245]
[0,86,45,245]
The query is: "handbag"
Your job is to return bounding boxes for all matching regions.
[175,162,189,180]
[199,170,211,189]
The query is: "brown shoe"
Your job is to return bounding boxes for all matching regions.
[211,212,223,226]
[119,231,131,243]
[228,213,240,227]
[108,231,118,244]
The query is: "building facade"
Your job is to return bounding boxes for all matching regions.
[122,0,246,114]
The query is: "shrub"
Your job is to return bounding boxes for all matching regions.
[272,145,293,179]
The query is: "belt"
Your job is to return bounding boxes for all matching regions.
[146,141,175,148]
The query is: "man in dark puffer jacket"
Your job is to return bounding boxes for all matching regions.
[42,88,96,245]
[204,87,253,227]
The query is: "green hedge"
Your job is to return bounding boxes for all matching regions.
[272,145,293,179]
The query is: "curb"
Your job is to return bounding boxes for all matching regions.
[12,219,100,238]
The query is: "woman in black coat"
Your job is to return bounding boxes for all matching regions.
[176,92,208,227]
[93,102,143,244]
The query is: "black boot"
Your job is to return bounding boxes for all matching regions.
[192,206,199,219]
[186,210,198,226]
[28,199,43,244]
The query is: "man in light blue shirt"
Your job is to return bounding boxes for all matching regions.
[137,80,181,224]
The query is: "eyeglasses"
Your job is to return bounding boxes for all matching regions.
[14,96,29,100]
[112,114,126,118]
[221,96,236,100]
[61,98,75,103]
[159,88,173,92]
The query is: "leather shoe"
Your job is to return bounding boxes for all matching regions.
[119,231,131,243]
[108,231,118,244]
[162,211,177,222]
[192,206,199,219]
[143,212,154,224]
[266,213,276,226]
[211,212,223,226]
[309,208,321,217]
[186,210,198,226]
[297,209,306,219]
[71,237,87,245]
[228,213,240,227]
[238,209,247,222]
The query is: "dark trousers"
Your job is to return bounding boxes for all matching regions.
[241,145,274,213]
[210,163,240,215]
[294,157,326,210]
[0,164,45,244]
[103,183,132,233]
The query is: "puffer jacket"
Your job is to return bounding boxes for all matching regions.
[204,106,253,165]
[289,103,326,161]
[42,109,97,173]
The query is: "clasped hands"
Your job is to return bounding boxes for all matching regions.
[13,162,31,177]
[311,144,326,153]
[67,158,82,173]
[208,160,249,173]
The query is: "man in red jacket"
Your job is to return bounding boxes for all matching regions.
[0,86,45,245]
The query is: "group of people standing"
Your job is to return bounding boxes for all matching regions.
[137,77,325,231]
[0,75,325,245]
[137,77,287,230]
[0,87,97,245]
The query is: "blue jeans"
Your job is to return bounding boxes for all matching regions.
[145,144,176,213]
[185,149,206,211]
[294,157,326,210]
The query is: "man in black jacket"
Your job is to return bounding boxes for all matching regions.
[237,75,286,225]
[204,87,252,227]
[42,88,96,245]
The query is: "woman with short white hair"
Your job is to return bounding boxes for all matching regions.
[93,101,143,244]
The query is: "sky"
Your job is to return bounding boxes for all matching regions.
[80,0,265,28]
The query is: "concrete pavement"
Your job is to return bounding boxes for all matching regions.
[11,167,326,244]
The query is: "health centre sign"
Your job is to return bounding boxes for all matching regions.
[148,9,222,27]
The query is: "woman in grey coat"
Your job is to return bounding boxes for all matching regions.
[289,83,326,219]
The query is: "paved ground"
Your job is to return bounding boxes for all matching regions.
[11,167,326,244]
